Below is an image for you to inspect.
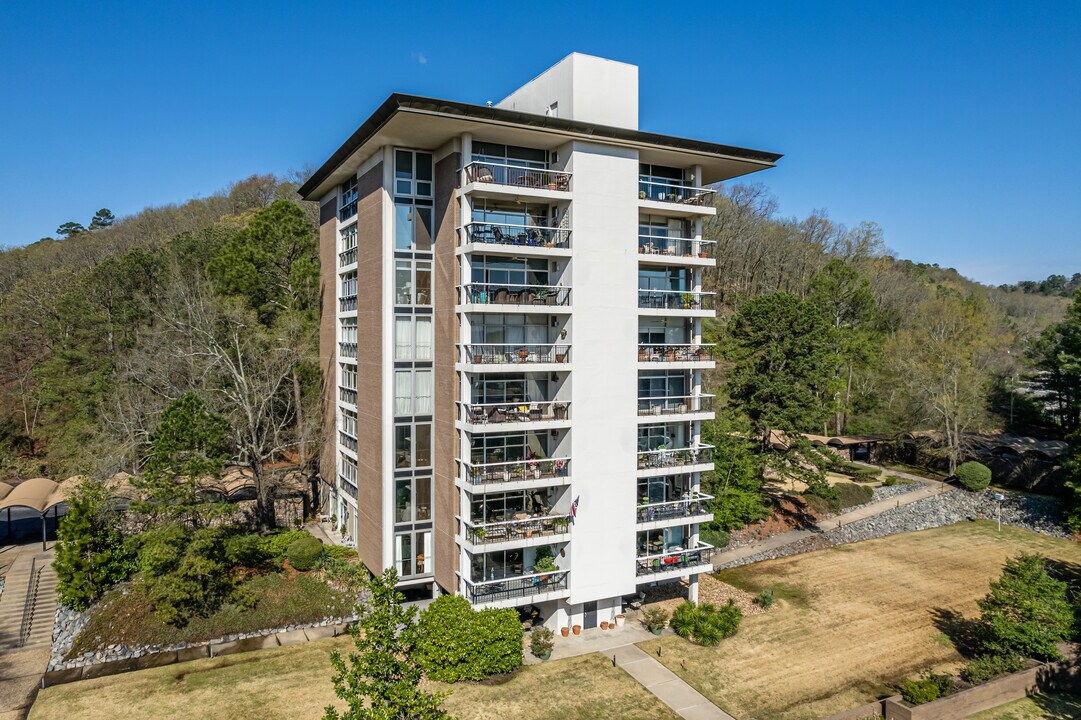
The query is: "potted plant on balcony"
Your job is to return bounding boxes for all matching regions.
[552,516,569,532]
[554,403,568,420]
[517,347,530,362]
[530,626,555,660]
[528,453,540,479]
[473,350,484,363]
[552,458,567,476]
[642,606,670,636]
[681,292,694,309]
[555,350,566,363]
[473,527,487,542]
[533,545,557,581]
[639,189,647,199]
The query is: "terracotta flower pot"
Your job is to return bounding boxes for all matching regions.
[600,621,609,630]
[572,625,582,635]
[560,627,570,638]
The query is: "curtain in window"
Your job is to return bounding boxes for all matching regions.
[414,370,433,414]
[394,317,412,360]
[415,317,433,360]
[394,371,412,416]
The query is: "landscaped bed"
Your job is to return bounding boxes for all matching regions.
[964,690,1081,719]
[636,520,1081,720]
[68,572,353,655]
[30,638,678,720]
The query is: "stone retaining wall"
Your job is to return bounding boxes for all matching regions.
[42,618,358,687]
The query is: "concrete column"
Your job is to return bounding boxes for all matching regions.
[688,573,699,603]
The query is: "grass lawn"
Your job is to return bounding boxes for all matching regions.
[966,691,1081,719]
[637,520,1081,720]
[70,573,353,655]
[30,636,677,720]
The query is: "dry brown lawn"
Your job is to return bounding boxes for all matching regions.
[29,636,677,720]
[637,520,1081,720]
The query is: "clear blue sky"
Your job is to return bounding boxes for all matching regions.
[1,1,1078,285]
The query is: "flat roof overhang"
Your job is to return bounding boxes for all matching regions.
[298,94,782,201]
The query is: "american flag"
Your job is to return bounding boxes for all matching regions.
[570,495,580,524]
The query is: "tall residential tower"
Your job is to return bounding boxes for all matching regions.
[300,53,779,629]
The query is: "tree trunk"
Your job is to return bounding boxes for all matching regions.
[253,460,276,530]
[292,369,307,469]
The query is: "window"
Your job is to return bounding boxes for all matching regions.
[341,364,357,390]
[637,423,687,452]
[395,150,434,198]
[472,374,548,405]
[473,142,548,169]
[394,476,432,524]
[395,203,433,252]
[394,422,431,469]
[339,224,358,267]
[471,314,548,345]
[394,370,433,417]
[395,529,432,577]
[638,317,688,345]
[638,370,687,399]
[471,549,525,582]
[471,257,549,288]
[339,452,358,494]
[638,267,689,292]
[470,489,553,523]
[637,526,686,555]
[339,317,357,359]
[470,433,546,464]
[339,177,358,221]
[637,475,690,504]
[394,316,432,361]
[395,260,432,306]
[341,271,358,299]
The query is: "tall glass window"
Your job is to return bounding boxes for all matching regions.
[395,150,433,198]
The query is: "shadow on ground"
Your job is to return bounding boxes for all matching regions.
[929,607,983,658]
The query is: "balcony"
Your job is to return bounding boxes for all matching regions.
[638,236,715,260]
[339,295,357,312]
[638,178,716,207]
[637,445,715,471]
[637,394,715,417]
[460,400,569,426]
[461,514,571,546]
[339,247,357,267]
[638,344,715,363]
[460,456,570,488]
[462,343,570,366]
[636,543,715,577]
[462,222,570,250]
[464,162,571,192]
[339,431,358,453]
[462,570,569,605]
[636,493,715,524]
[338,387,357,404]
[339,342,357,360]
[638,289,714,311]
[460,283,571,309]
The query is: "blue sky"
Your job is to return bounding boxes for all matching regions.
[1,1,1078,285]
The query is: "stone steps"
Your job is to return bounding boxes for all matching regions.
[0,550,57,650]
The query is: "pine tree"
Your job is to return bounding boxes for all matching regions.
[54,481,132,610]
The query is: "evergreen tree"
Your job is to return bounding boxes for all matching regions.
[1029,289,1081,433]
[89,208,117,230]
[54,481,133,610]
[325,568,453,720]
[976,554,1072,661]
[56,221,87,238]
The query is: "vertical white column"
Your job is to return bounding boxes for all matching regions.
[380,146,397,573]
[458,133,473,597]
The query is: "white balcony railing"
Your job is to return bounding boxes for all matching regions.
[463,222,570,249]
[461,283,571,307]
[637,343,715,362]
[463,343,570,365]
[460,400,569,425]
[465,161,571,191]
[636,493,714,523]
[637,445,715,470]
[460,514,572,545]
[638,289,715,310]
[636,542,715,576]
[638,236,715,258]
[461,570,569,604]
[638,178,716,206]
[460,456,571,486]
[637,394,715,416]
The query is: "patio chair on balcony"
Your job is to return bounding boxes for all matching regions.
[469,406,487,424]
[494,288,509,304]
[492,226,507,244]
[489,408,508,423]
[475,166,495,183]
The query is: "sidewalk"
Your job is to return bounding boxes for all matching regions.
[0,544,56,720]
[711,472,947,568]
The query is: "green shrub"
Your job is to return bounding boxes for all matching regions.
[900,678,940,705]
[960,654,1022,684]
[641,606,670,632]
[700,527,730,548]
[754,589,774,609]
[223,532,268,568]
[956,461,992,491]
[136,525,239,626]
[836,482,874,509]
[802,475,841,513]
[670,600,742,646]
[322,545,358,562]
[529,626,555,658]
[977,553,1072,661]
[285,535,323,571]
[416,594,523,682]
[260,529,311,561]
[54,481,135,610]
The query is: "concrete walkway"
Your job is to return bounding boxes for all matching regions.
[0,544,57,720]
[612,644,736,720]
[711,471,946,568]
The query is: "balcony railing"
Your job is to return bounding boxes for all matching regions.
[339,341,357,359]
[339,387,357,404]
[461,456,570,486]
[338,475,358,500]
[462,570,569,604]
[461,514,571,545]
[463,343,570,365]
[339,431,358,452]
[636,493,715,523]
[637,445,715,470]
[638,289,715,310]
[637,394,715,417]
[461,283,571,307]
[636,543,715,576]
[339,247,357,267]
[638,178,716,206]
[339,295,357,312]
[461,400,569,425]
[638,236,715,258]
[339,199,357,222]
[465,162,571,192]
[638,344,715,362]
[463,222,570,249]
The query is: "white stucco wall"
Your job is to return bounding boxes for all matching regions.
[498,53,638,130]
[566,139,639,606]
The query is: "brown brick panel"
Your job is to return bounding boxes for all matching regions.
[433,152,460,592]
[318,197,338,493]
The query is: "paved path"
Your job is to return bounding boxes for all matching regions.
[711,470,946,568]
[613,644,736,720]
[0,544,57,720]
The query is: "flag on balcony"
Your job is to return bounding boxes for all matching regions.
[570,495,579,524]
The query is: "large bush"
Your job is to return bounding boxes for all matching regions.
[977,553,1072,660]
[900,671,953,705]
[260,529,311,562]
[956,461,992,491]
[416,594,523,681]
[670,600,742,646]
[285,535,323,571]
[54,481,135,610]
[836,482,874,509]
[135,524,238,626]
